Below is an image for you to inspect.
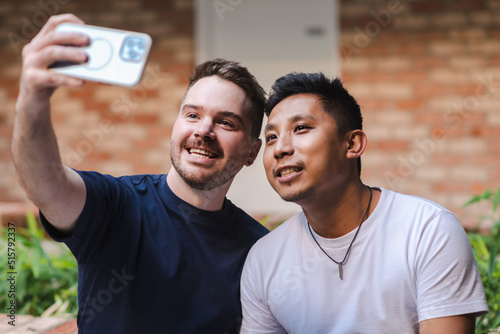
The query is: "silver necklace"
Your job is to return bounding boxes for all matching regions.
[307,186,373,280]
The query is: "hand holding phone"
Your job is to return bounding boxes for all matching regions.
[51,23,152,87]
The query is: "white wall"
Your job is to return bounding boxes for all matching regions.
[195,0,340,216]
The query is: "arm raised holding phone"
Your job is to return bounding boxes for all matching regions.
[12,14,90,234]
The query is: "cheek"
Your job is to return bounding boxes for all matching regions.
[262,147,273,171]
[170,123,189,143]
[220,133,252,158]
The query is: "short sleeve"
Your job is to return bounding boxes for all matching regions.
[240,247,287,334]
[40,171,134,263]
[415,211,488,322]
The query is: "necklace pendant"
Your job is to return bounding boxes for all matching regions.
[338,263,343,280]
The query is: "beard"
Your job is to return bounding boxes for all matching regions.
[279,187,315,203]
[170,138,244,191]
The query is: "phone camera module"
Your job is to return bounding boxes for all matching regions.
[120,36,147,63]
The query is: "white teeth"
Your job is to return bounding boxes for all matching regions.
[279,167,301,177]
[189,148,215,159]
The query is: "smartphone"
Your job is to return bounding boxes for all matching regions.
[51,23,152,87]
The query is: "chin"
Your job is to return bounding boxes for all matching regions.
[278,188,315,203]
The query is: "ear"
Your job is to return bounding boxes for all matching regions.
[245,138,262,167]
[345,130,367,159]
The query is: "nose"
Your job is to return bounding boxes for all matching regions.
[274,133,294,159]
[194,118,216,141]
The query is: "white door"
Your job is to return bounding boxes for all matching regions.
[195,0,339,217]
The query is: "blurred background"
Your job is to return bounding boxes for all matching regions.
[1,0,499,229]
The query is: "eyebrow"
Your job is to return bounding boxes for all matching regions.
[181,104,201,112]
[265,113,316,132]
[181,104,244,124]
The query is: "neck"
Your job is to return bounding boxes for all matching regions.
[303,183,375,238]
[166,167,230,211]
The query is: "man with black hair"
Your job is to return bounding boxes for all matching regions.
[12,14,268,333]
[240,72,488,333]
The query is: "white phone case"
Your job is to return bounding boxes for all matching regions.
[52,23,152,87]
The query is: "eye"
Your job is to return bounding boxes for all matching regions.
[294,124,310,132]
[265,133,277,144]
[186,113,199,120]
[219,120,235,128]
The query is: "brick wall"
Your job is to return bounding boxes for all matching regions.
[340,0,500,227]
[1,0,499,228]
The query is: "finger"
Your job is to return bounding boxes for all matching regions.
[26,29,89,55]
[22,67,85,89]
[38,13,85,37]
[27,45,88,69]
[26,14,87,52]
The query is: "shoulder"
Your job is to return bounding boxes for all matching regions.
[379,188,457,223]
[377,188,467,250]
[225,200,270,238]
[77,170,164,188]
[117,173,164,187]
[247,212,304,256]
[381,188,448,211]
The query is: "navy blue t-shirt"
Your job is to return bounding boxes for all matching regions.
[41,171,268,334]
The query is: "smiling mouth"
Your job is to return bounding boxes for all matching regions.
[188,148,217,159]
[278,167,302,177]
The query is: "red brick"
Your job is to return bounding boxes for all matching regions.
[341,16,378,30]
[414,113,447,124]
[432,182,466,193]
[340,72,393,82]
[432,154,465,166]
[391,44,427,55]
[414,85,448,97]
[413,57,448,68]
[476,126,500,136]
[356,100,389,111]
[433,13,469,28]
[133,114,159,124]
[68,87,98,99]
[375,140,410,151]
[450,0,487,11]
[413,31,448,42]
[134,139,162,150]
[490,57,500,66]
[453,85,485,95]
[471,155,500,166]
[396,99,426,110]
[411,0,447,13]
[84,101,110,111]
[394,72,428,82]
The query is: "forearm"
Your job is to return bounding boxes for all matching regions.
[419,314,476,334]
[12,99,85,232]
[13,100,63,204]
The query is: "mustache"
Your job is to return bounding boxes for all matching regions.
[182,138,224,158]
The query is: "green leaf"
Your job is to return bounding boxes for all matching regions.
[471,235,490,259]
[493,189,500,213]
[487,245,498,280]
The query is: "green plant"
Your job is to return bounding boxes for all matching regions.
[465,189,500,333]
[0,212,78,317]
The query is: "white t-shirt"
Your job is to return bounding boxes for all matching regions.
[240,188,488,334]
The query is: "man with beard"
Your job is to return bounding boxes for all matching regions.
[12,14,268,334]
[239,72,488,333]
